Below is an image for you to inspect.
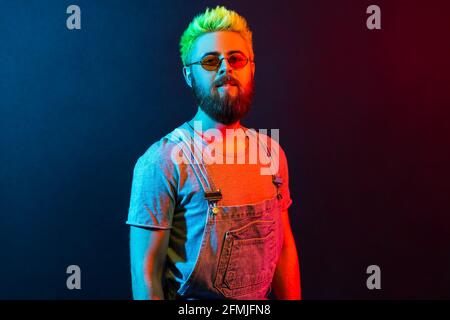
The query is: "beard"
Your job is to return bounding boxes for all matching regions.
[191,74,255,125]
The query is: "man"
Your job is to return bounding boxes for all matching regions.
[127,6,301,300]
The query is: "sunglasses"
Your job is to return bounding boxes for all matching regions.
[186,52,251,71]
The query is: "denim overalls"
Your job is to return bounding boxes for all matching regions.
[165,125,284,299]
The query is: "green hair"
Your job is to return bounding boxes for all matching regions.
[179,6,254,66]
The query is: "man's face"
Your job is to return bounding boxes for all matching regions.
[185,31,255,125]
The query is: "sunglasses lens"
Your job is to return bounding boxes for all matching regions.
[228,53,248,69]
[201,55,220,71]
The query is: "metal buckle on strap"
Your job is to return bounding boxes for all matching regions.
[205,190,222,215]
[204,189,222,202]
[272,175,283,186]
[272,176,283,200]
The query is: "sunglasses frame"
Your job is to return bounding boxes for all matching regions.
[185,53,252,71]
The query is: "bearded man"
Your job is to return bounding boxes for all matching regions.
[127,6,301,300]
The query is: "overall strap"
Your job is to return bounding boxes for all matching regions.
[246,128,284,199]
[245,128,279,176]
[166,128,217,194]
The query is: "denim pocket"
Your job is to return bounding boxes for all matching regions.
[214,220,276,298]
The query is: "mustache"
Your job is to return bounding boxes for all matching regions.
[214,75,240,87]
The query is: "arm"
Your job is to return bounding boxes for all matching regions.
[129,225,170,300]
[271,209,302,300]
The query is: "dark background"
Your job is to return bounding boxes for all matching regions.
[1,0,449,299]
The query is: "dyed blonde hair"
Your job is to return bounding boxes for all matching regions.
[179,6,254,66]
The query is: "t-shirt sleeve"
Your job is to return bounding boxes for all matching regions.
[126,140,177,229]
[278,146,293,212]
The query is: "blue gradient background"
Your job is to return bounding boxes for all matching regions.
[1,0,449,299]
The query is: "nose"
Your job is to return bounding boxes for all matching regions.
[217,57,233,75]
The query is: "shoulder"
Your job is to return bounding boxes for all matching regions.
[137,138,178,165]
[133,125,188,174]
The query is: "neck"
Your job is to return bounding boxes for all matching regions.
[188,107,242,137]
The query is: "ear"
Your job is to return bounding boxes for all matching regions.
[250,61,255,76]
[183,66,193,88]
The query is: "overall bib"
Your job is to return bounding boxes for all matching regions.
[165,126,285,300]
